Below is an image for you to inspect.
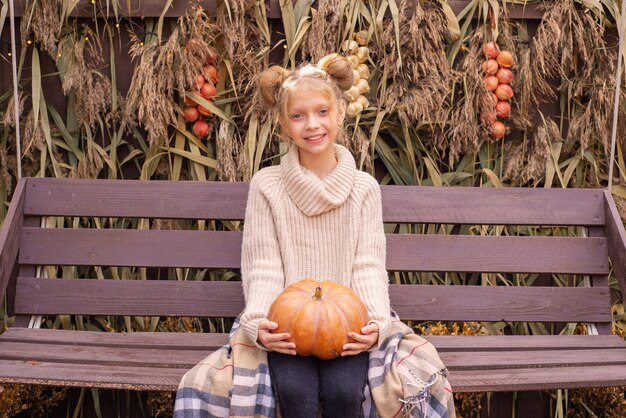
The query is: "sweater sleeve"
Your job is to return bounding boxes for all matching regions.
[351,179,392,349]
[240,173,285,348]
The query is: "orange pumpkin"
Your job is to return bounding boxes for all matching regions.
[267,279,368,360]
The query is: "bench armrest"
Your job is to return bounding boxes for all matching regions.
[0,178,26,305]
[604,190,626,296]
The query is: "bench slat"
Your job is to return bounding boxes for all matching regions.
[424,335,626,351]
[19,228,609,274]
[24,178,249,220]
[14,279,613,323]
[24,178,605,225]
[0,341,208,368]
[0,359,187,391]
[441,349,626,370]
[450,365,626,392]
[2,330,625,393]
[382,186,605,225]
[3,328,624,352]
[0,327,228,350]
[2,340,625,372]
[2,359,625,392]
[2,359,623,393]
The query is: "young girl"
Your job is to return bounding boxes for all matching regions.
[174,54,455,418]
[240,54,392,417]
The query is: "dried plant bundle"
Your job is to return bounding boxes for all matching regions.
[216,0,271,178]
[125,6,220,145]
[503,118,556,186]
[20,0,62,57]
[445,28,489,166]
[301,0,342,63]
[378,0,456,122]
[58,26,112,129]
[519,0,615,152]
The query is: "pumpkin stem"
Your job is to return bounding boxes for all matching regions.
[314,286,323,301]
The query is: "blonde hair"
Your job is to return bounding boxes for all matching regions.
[256,54,353,132]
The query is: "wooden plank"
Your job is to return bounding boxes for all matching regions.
[11,0,546,19]
[0,327,229,350]
[424,335,626,351]
[0,178,26,303]
[450,365,626,392]
[389,285,612,322]
[3,342,624,376]
[24,178,249,220]
[0,341,211,368]
[0,360,186,391]
[381,186,604,226]
[20,228,243,269]
[24,178,604,226]
[2,360,624,393]
[15,279,612,323]
[386,234,607,274]
[14,278,245,317]
[4,328,624,353]
[604,190,626,296]
[439,349,626,371]
[8,341,624,371]
[19,228,609,274]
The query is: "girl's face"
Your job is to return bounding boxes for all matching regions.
[281,87,345,161]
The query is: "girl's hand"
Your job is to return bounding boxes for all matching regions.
[341,323,379,356]
[257,320,297,355]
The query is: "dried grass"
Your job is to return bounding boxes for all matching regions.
[69,139,104,179]
[503,118,557,186]
[0,146,14,193]
[343,125,370,170]
[445,28,489,166]
[22,110,46,157]
[216,0,271,177]
[125,5,219,145]
[216,120,239,181]
[0,384,67,417]
[0,92,27,129]
[516,5,560,121]
[146,391,175,417]
[217,0,269,116]
[377,1,457,126]
[519,0,615,153]
[58,26,112,129]
[453,392,484,418]
[20,0,61,57]
[301,0,342,62]
[566,387,626,417]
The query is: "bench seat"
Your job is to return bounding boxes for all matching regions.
[1,178,625,395]
[1,328,625,392]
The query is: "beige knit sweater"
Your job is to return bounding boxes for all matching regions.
[240,143,391,349]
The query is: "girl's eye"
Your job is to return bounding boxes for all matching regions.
[291,114,302,120]
[319,109,328,115]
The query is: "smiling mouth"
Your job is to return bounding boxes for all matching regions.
[305,134,325,142]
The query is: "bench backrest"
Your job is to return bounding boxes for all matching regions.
[6,177,619,333]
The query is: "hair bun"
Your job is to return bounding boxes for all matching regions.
[317,54,353,92]
[256,66,291,108]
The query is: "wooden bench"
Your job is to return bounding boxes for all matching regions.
[0,177,625,393]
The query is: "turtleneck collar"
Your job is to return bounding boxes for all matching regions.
[281,143,357,216]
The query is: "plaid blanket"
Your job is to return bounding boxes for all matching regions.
[174,314,456,418]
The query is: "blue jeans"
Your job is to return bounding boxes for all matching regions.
[267,351,368,418]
